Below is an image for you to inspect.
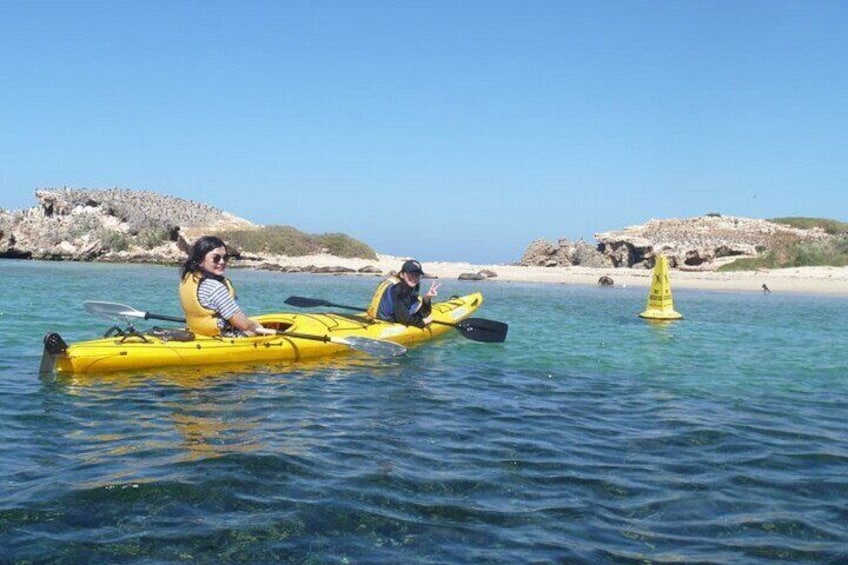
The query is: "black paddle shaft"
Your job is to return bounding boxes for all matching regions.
[284,296,359,311]
[82,300,405,356]
[284,296,508,343]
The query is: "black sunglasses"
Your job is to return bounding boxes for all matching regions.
[211,253,232,265]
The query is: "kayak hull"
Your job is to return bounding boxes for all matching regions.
[44,292,483,374]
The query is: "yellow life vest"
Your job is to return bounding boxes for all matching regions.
[178,272,237,336]
[366,276,399,319]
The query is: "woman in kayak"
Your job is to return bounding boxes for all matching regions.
[367,259,441,327]
[179,236,275,337]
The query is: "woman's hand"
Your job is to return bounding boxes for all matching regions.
[424,282,441,300]
[232,312,276,336]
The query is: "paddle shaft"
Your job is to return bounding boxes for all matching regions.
[85,303,333,343]
[143,312,185,323]
[283,297,361,311]
[284,296,508,343]
[143,314,331,343]
[430,320,464,330]
[135,313,338,344]
[83,301,406,354]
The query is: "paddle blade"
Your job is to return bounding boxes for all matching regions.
[284,296,361,312]
[455,317,508,343]
[39,332,68,374]
[84,301,187,323]
[84,301,146,321]
[333,336,407,357]
[284,296,331,308]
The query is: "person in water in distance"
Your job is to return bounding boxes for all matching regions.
[179,235,275,337]
[369,259,441,327]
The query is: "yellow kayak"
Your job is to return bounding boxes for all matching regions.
[41,292,486,374]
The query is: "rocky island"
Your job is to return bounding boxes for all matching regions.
[520,214,830,270]
[0,188,253,263]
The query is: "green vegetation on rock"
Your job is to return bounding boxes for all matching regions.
[99,230,132,252]
[218,225,377,259]
[770,217,848,236]
[719,218,848,271]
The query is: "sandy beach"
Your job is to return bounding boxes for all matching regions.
[249,253,848,296]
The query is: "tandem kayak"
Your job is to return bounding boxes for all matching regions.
[41,292,488,374]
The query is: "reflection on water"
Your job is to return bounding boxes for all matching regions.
[169,402,262,461]
[44,354,406,473]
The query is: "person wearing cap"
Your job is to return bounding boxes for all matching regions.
[366,259,442,327]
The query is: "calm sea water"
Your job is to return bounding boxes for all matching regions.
[1,260,847,564]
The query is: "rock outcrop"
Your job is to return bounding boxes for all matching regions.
[520,214,830,270]
[519,238,612,268]
[1,188,385,271]
[594,215,828,269]
[0,189,381,275]
[0,188,257,262]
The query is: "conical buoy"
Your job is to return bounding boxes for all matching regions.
[639,255,682,320]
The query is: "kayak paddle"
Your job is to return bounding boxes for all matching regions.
[283,296,508,343]
[83,301,407,357]
[431,317,508,343]
[84,300,186,323]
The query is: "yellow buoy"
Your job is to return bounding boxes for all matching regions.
[639,255,683,320]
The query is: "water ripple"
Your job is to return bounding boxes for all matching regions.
[3,266,848,562]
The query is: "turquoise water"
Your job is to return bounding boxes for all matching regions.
[1,260,847,563]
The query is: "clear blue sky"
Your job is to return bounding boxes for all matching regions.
[2,1,846,263]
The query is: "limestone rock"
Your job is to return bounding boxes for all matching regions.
[0,188,255,263]
[458,272,485,280]
[519,214,830,270]
[594,214,825,269]
[312,266,357,274]
[520,237,610,268]
[520,239,559,266]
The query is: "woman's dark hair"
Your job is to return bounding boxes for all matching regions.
[181,235,227,280]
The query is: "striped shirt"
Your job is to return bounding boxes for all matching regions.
[197,278,241,331]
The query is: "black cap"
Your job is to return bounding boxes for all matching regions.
[401,259,423,275]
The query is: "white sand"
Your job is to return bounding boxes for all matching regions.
[242,253,848,296]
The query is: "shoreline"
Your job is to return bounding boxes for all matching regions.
[245,253,848,296]
[10,254,845,296]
